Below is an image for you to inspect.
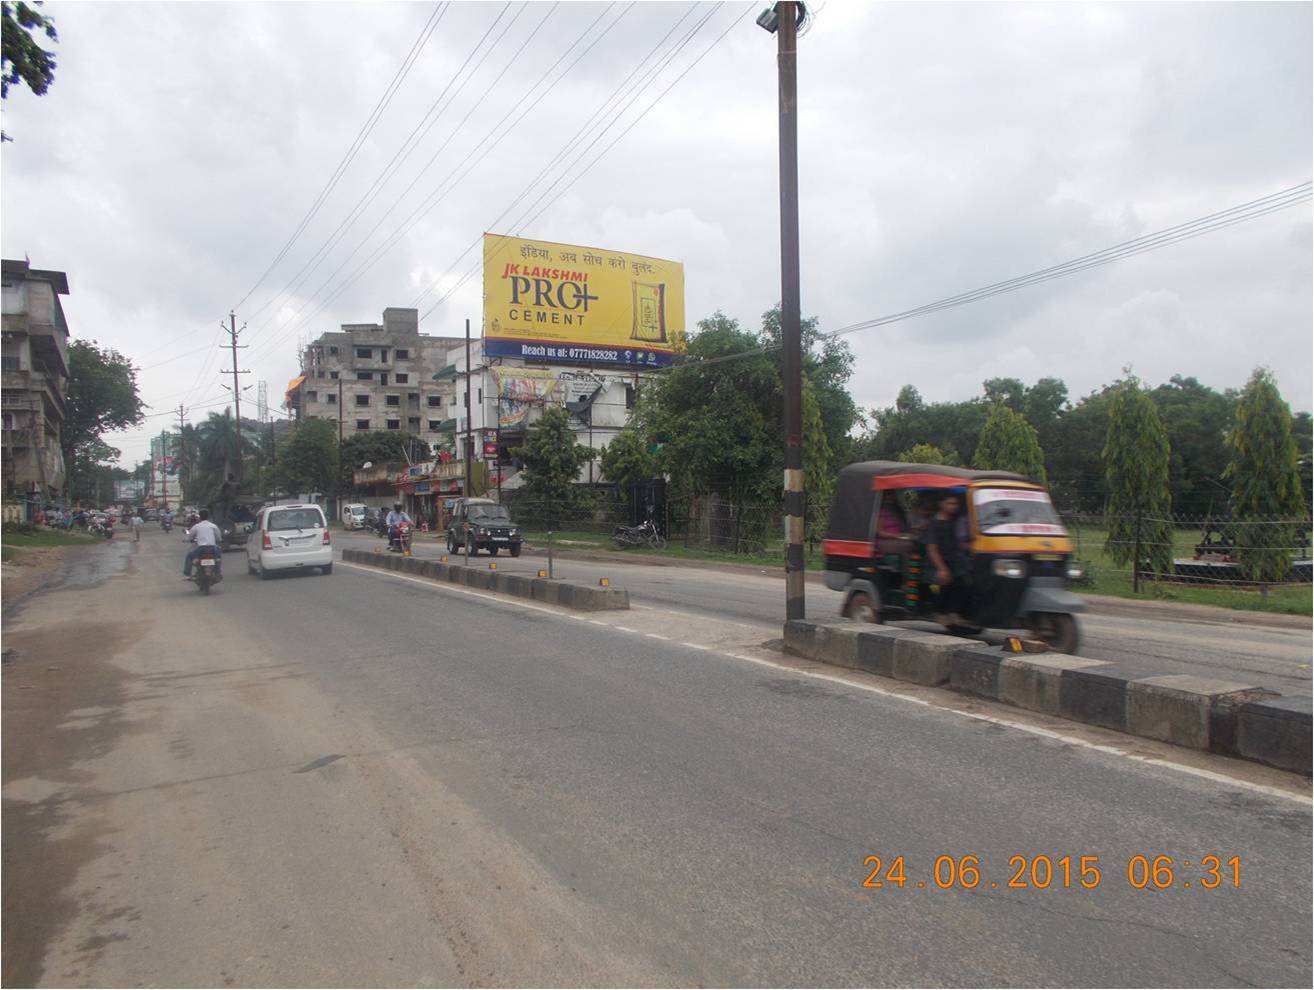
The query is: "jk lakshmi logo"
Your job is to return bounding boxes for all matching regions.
[500,263,599,327]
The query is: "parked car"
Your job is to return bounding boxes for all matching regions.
[446,498,521,557]
[246,503,333,578]
[341,502,367,530]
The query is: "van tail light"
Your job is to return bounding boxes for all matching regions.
[322,529,331,546]
[262,532,272,550]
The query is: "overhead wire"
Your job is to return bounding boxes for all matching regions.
[669,182,1314,374]
[412,1,720,310]
[419,2,752,320]
[235,2,449,318]
[245,2,632,360]
[245,1,551,355]
[244,2,521,336]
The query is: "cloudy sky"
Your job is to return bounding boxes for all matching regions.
[2,0,1310,469]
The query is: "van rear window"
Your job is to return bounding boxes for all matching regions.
[268,508,324,531]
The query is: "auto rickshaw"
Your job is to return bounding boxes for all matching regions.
[822,461,1085,653]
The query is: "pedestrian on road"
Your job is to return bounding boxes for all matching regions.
[131,513,144,542]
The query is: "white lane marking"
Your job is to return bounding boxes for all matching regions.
[717,651,1309,807]
[341,561,1310,807]
[645,633,671,641]
[682,642,712,651]
[629,601,767,631]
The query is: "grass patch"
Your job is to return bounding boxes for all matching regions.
[1,529,98,550]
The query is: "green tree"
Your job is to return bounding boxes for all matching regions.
[66,438,122,504]
[1102,376,1174,577]
[340,430,430,473]
[1224,368,1307,586]
[1,0,57,141]
[896,443,955,465]
[275,419,339,496]
[802,378,833,544]
[513,406,595,519]
[61,340,144,499]
[973,403,1047,482]
[1148,375,1238,513]
[599,428,655,494]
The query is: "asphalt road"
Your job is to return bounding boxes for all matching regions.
[3,529,1310,987]
[338,530,1314,696]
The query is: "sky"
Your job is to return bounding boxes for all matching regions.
[2,0,1310,469]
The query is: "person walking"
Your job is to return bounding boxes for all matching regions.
[131,512,144,542]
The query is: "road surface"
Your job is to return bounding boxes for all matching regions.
[3,530,1310,987]
[339,530,1314,696]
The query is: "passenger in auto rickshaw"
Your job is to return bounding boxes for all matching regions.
[922,492,972,625]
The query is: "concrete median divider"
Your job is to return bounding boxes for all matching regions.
[784,620,1309,775]
[343,549,629,612]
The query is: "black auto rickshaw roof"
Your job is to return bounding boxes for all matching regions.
[827,462,1034,544]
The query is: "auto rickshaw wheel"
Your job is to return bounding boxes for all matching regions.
[1027,612,1079,654]
[847,591,879,624]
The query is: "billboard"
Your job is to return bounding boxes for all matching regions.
[114,480,145,502]
[483,233,685,367]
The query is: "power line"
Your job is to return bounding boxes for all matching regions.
[233,2,448,316]
[671,181,1314,374]
[243,2,518,336]
[420,0,751,316]
[244,2,632,361]
[246,1,549,354]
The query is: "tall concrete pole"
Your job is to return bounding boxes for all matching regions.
[223,312,250,486]
[777,1,806,621]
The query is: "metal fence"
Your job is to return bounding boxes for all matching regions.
[1061,512,1312,592]
[501,490,1312,592]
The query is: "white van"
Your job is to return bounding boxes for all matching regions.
[341,503,367,530]
[247,503,332,578]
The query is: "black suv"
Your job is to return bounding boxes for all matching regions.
[446,498,522,556]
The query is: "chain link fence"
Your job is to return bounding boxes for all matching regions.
[1062,512,1312,593]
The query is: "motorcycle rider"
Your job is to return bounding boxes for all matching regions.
[183,509,223,580]
[385,501,412,551]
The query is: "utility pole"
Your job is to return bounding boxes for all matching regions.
[764,1,806,621]
[337,377,344,513]
[159,430,169,511]
[176,404,187,507]
[464,317,473,498]
[221,312,250,486]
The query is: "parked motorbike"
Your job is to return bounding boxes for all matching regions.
[193,545,222,594]
[612,519,666,550]
[89,519,115,539]
[388,521,413,555]
[161,518,173,533]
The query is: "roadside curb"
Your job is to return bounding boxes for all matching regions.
[783,620,1311,775]
[342,548,630,611]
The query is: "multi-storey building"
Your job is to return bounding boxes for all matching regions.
[284,307,463,446]
[1,259,70,502]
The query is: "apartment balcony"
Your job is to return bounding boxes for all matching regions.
[1,427,33,447]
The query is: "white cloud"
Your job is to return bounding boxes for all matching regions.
[1,0,1308,468]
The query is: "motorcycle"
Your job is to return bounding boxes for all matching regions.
[388,520,413,555]
[612,519,666,550]
[89,519,115,539]
[161,517,173,533]
[193,545,222,594]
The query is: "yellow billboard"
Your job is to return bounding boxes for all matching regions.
[483,233,685,367]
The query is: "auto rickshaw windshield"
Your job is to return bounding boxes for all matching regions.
[972,488,1066,536]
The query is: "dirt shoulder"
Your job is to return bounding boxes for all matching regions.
[1,546,70,610]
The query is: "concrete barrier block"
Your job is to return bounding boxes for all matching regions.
[817,624,861,668]
[1058,664,1157,731]
[891,633,959,686]
[1237,695,1312,775]
[998,654,1109,715]
[852,627,917,677]
[466,568,493,590]
[1127,675,1268,751]
[783,620,820,660]
[401,556,421,574]
[949,645,1004,700]
[503,574,531,598]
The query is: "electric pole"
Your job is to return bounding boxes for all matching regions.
[464,317,473,498]
[177,404,187,507]
[764,1,807,621]
[337,377,344,514]
[159,430,169,511]
[221,312,250,485]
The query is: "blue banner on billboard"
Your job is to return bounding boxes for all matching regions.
[483,337,676,367]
